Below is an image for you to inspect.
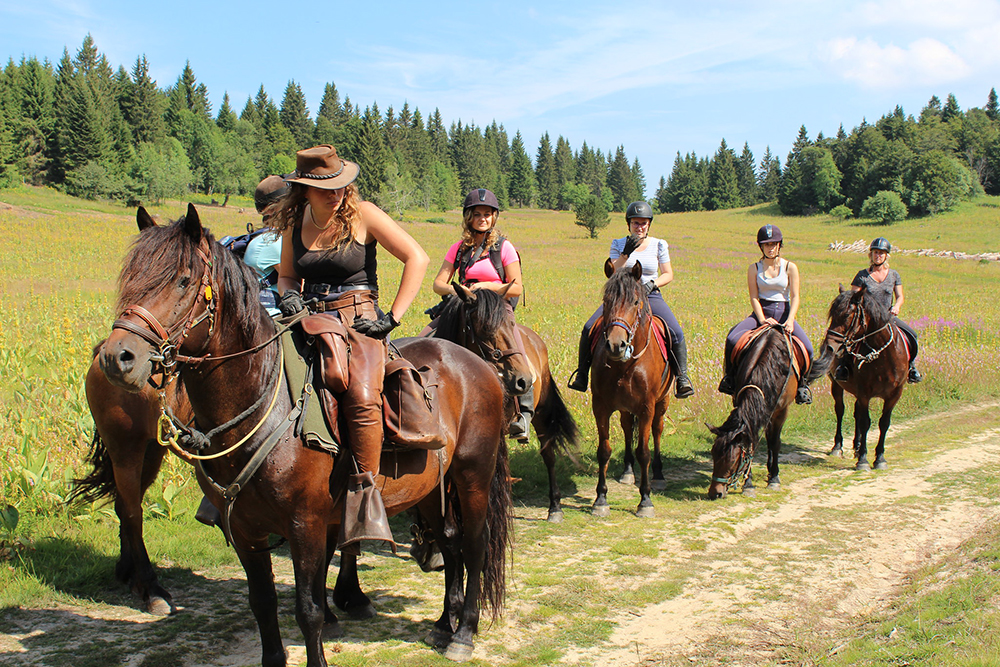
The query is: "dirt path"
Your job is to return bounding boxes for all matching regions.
[572,402,1000,666]
[2,402,999,666]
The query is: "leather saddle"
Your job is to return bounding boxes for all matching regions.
[731,324,811,379]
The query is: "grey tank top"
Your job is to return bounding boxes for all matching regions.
[756,259,789,302]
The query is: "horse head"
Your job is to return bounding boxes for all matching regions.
[706,418,754,500]
[453,283,533,396]
[100,205,261,392]
[601,261,646,362]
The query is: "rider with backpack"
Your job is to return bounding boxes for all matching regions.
[567,201,695,399]
[427,188,532,440]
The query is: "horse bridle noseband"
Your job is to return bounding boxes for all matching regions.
[825,295,895,369]
[605,296,651,362]
[460,304,523,366]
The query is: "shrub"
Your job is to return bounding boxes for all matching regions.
[830,204,853,220]
[574,194,610,238]
[861,190,908,224]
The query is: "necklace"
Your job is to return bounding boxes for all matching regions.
[308,206,334,231]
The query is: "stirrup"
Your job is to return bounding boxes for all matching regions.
[567,368,588,392]
[195,496,221,528]
[509,412,531,441]
[908,366,923,383]
[795,386,812,405]
[717,375,734,396]
[674,375,694,399]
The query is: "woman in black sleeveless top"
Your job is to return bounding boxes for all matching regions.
[270,144,428,552]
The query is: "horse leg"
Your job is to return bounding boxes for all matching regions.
[634,412,655,518]
[742,466,756,497]
[237,548,286,667]
[765,411,786,489]
[331,548,375,620]
[853,399,872,471]
[416,495,463,649]
[535,424,563,523]
[830,381,845,457]
[113,442,174,615]
[618,412,636,485]
[593,408,613,517]
[289,524,331,667]
[442,487,489,662]
[873,393,901,470]
[649,400,667,492]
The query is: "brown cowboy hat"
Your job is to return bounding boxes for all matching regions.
[283,144,360,190]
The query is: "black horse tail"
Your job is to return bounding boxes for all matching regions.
[533,383,581,464]
[807,342,836,385]
[69,430,118,504]
[481,436,513,621]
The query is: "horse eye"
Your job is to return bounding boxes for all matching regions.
[178,276,191,289]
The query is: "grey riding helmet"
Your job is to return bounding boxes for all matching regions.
[870,237,891,253]
[625,201,654,224]
[757,224,782,244]
[463,188,499,212]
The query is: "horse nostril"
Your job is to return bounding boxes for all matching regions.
[117,348,135,370]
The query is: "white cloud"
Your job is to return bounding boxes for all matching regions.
[857,0,1000,29]
[820,36,970,88]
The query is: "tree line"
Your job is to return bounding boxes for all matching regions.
[654,91,1000,222]
[0,36,646,216]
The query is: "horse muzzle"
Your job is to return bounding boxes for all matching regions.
[98,332,154,392]
[606,339,633,363]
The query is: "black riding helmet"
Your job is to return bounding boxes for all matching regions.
[463,188,500,212]
[757,224,782,245]
[625,201,654,223]
[870,237,891,253]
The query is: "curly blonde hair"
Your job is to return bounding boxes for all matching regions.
[269,182,363,251]
[458,208,502,254]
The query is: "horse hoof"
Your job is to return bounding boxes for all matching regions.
[146,596,175,616]
[767,481,780,490]
[618,472,635,486]
[444,639,475,662]
[874,460,888,470]
[547,510,564,524]
[855,461,871,471]
[650,479,667,492]
[743,487,757,498]
[323,620,344,638]
[829,446,843,458]
[635,505,655,518]
[345,603,376,620]
[592,504,610,518]
[425,627,453,649]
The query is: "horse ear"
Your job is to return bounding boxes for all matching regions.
[183,203,203,242]
[454,283,476,303]
[838,283,846,294]
[850,284,865,304]
[604,258,615,278]
[631,262,643,281]
[706,423,722,436]
[136,207,156,231]
[497,281,513,298]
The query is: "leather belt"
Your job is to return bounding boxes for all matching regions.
[303,282,378,297]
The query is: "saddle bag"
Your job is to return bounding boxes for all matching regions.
[300,313,351,393]
[382,357,446,450]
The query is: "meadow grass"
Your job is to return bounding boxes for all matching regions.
[2,185,1000,664]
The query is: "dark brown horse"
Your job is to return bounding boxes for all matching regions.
[823,285,909,470]
[590,260,673,517]
[94,204,511,666]
[432,284,579,522]
[707,325,831,500]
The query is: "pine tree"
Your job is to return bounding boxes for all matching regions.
[216,93,237,132]
[13,56,56,183]
[279,80,313,148]
[317,83,341,124]
[757,146,781,203]
[122,55,165,144]
[356,103,388,197]
[653,175,669,213]
[706,140,741,210]
[606,145,634,211]
[941,93,961,122]
[508,130,534,207]
[427,108,450,165]
[631,157,645,202]
[534,132,557,209]
[987,88,999,121]
[553,135,575,209]
[736,142,756,205]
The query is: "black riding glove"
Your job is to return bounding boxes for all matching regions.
[643,280,657,295]
[622,234,642,257]
[353,312,400,339]
[279,290,306,317]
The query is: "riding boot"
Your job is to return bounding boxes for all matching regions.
[339,470,395,553]
[195,495,221,528]
[717,341,735,395]
[833,359,850,382]
[908,361,923,383]
[567,327,592,392]
[669,337,694,399]
[509,386,535,441]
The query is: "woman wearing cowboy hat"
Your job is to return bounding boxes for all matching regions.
[567,201,695,399]
[270,144,429,552]
[834,237,923,383]
[427,187,533,440]
[717,224,816,404]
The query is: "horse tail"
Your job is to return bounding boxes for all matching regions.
[807,341,836,385]
[69,430,118,504]
[534,383,581,464]
[481,436,513,621]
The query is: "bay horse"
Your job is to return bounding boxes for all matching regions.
[590,260,673,518]
[823,285,909,470]
[95,204,512,666]
[707,325,831,500]
[432,284,579,522]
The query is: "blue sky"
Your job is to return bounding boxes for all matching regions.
[3,0,999,192]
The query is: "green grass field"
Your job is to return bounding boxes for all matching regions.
[2,185,1000,665]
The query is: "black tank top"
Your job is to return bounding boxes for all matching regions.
[292,225,378,288]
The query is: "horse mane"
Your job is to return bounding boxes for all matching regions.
[435,289,510,341]
[828,287,892,330]
[602,266,649,318]
[116,215,264,342]
[711,328,790,457]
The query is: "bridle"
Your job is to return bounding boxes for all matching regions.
[825,295,895,369]
[604,291,651,362]
[459,300,523,367]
